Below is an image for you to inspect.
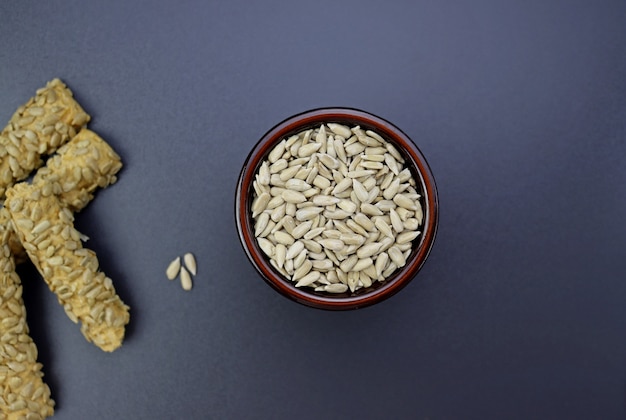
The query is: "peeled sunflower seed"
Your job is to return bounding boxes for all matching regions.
[285,179,311,192]
[286,241,305,260]
[184,253,197,275]
[180,266,193,291]
[327,123,352,138]
[325,283,349,293]
[295,271,320,287]
[166,257,181,280]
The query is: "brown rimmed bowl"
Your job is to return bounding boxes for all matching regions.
[235,108,438,310]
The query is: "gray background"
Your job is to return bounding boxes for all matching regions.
[1,0,625,419]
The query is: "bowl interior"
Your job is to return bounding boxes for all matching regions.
[236,108,438,309]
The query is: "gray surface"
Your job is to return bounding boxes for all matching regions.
[1,0,626,419]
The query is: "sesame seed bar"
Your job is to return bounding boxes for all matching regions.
[0,78,90,199]
[0,209,55,419]
[5,183,129,353]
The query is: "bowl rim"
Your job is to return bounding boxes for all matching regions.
[235,107,438,310]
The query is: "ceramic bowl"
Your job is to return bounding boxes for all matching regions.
[236,108,438,310]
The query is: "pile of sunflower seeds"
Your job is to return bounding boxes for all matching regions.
[251,123,423,294]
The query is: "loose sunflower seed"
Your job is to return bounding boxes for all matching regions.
[166,257,181,280]
[180,266,193,291]
[183,253,197,275]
